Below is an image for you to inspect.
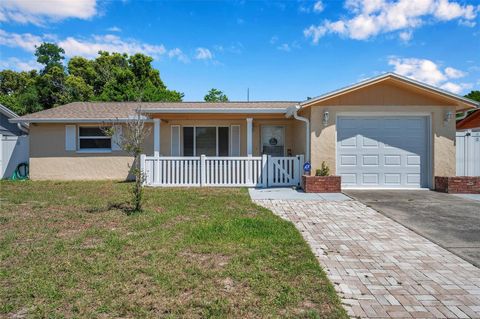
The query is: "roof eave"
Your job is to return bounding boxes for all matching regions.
[140,108,289,114]
[299,73,480,109]
[9,117,152,124]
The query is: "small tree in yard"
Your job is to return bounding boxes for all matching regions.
[106,108,151,213]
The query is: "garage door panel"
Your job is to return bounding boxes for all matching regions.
[337,116,428,188]
[362,173,379,185]
[341,173,357,185]
[362,136,380,147]
[340,155,357,166]
[384,173,401,185]
[362,155,379,166]
[384,155,401,166]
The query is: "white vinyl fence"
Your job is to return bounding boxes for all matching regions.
[456,131,480,176]
[141,154,304,188]
[0,135,29,179]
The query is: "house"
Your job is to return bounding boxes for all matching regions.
[457,109,480,131]
[0,104,29,179]
[10,73,479,188]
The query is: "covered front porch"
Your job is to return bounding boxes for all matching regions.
[140,110,308,187]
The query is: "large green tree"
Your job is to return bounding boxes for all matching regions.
[204,88,228,102]
[35,43,65,75]
[0,43,184,115]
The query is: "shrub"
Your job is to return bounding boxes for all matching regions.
[315,161,330,176]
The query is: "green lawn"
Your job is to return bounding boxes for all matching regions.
[0,181,347,318]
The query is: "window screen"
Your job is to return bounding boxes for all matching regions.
[78,127,111,150]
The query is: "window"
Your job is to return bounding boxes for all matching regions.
[182,126,229,156]
[78,127,111,150]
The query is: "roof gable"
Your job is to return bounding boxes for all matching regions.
[301,73,479,111]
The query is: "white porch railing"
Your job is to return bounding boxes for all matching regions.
[141,154,304,187]
[141,155,268,187]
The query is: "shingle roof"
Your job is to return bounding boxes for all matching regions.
[11,101,298,122]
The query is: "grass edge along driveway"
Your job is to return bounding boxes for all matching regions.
[0,181,347,318]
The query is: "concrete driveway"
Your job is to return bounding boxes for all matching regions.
[345,190,480,267]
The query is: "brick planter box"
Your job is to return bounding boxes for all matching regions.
[435,176,480,194]
[302,175,341,193]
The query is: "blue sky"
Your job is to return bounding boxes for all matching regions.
[1,0,479,101]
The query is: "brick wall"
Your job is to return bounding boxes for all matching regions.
[435,176,480,194]
[302,175,341,193]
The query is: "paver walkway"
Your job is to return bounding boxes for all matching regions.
[254,199,480,318]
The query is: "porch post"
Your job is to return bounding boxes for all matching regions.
[153,118,161,157]
[246,117,253,156]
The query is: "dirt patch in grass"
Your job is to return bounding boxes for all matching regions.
[0,180,347,318]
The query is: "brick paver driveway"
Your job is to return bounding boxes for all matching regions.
[255,199,480,319]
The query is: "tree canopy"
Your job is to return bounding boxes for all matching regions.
[204,88,228,102]
[465,90,480,102]
[0,42,184,115]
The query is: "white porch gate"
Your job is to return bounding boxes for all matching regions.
[456,131,480,176]
[141,154,304,187]
[267,156,303,187]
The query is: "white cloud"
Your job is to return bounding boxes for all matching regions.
[168,48,190,63]
[313,1,324,13]
[303,25,327,44]
[195,47,213,60]
[0,29,220,65]
[305,0,479,43]
[58,34,166,59]
[444,66,466,78]
[399,30,412,42]
[388,57,471,93]
[0,29,42,52]
[270,36,279,44]
[0,0,97,25]
[0,57,41,71]
[107,26,122,32]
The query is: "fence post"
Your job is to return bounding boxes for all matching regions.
[246,154,252,185]
[200,154,206,186]
[261,154,268,188]
[297,154,304,186]
[267,155,273,187]
[140,154,146,186]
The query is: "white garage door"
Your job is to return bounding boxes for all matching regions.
[337,116,429,188]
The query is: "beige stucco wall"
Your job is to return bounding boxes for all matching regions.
[29,123,153,180]
[307,81,458,187]
[29,119,307,180]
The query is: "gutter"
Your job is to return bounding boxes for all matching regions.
[140,108,288,114]
[17,122,29,134]
[9,117,152,124]
[286,105,310,163]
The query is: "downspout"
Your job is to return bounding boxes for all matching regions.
[17,122,29,134]
[288,105,310,163]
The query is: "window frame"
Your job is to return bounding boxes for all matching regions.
[182,125,230,157]
[77,125,112,153]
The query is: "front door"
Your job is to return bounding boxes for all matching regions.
[261,125,285,156]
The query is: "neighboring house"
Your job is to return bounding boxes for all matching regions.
[10,73,479,188]
[457,109,480,131]
[0,104,29,179]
